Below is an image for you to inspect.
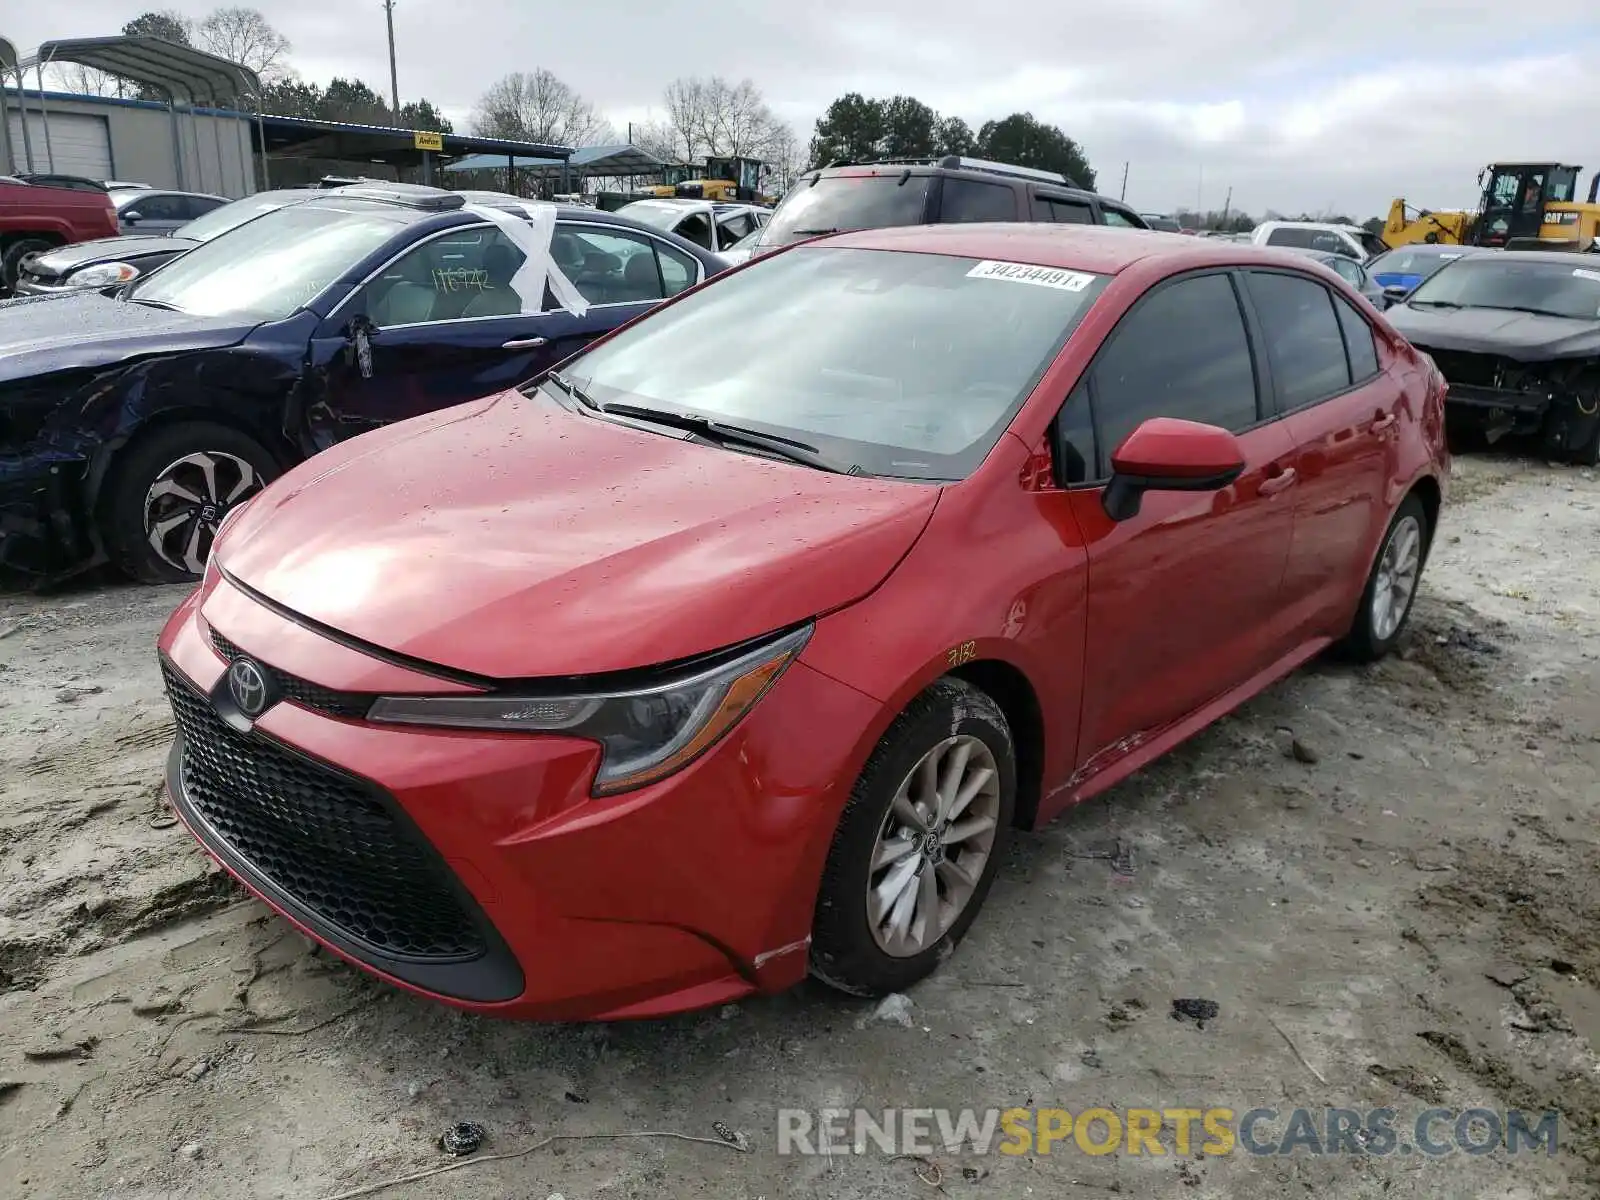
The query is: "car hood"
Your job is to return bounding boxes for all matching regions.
[27,233,196,276]
[0,292,255,384]
[1387,304,1600,360]
[218,392,940,678]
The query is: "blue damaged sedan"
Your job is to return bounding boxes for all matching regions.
[0,183,724,584]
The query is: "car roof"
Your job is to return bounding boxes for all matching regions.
[1371,243,1483,257]
[822,222,1302,275]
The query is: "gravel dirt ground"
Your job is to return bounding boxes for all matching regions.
[0,452,1596,1200]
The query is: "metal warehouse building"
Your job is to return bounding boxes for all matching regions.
[3,88,254,196]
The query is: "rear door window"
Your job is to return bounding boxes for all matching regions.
[1245,271,1352,409]
[1099,208,1141,228]
[939,179,1019,222]
[673,212,714,250]
[1333,293,1380,382]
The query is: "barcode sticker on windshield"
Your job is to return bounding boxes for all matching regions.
[1572,268,1600,283]
[967,260,1095,291]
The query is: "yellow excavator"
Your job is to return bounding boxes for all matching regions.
[1384,162,1600,251]
[672,156,774,204]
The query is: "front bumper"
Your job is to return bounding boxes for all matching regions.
[0,456,92,578]
[158,576,880,1020]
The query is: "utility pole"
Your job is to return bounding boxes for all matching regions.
[1119,161,1128,202]
[1196,162,1203,215]
[382,0,400,120]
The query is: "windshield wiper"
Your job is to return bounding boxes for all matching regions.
[600,401,856,474]
[544,370,601,411]
[1407,298,1462,309]
[126,296,181,311]
[791,227,839,236]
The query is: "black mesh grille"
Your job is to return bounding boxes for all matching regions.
[162,660,486,961]
[1421,348,1499,389]
[209,629,373,719]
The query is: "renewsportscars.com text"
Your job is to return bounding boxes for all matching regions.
[776,1106,1559,1157]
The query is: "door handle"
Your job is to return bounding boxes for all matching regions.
[1371,411,1397,433]
[502,337,547,350]
[1259,467,1298,496]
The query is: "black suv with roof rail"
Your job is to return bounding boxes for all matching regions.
[726,155,1150,263]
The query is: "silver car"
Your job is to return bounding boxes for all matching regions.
[108,187,228,234]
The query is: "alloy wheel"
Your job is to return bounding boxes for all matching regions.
[867,734,1002,958]
[143,451,263,575]
[1371,513,1422,642]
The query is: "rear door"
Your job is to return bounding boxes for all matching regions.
[1244,269,1399,635]
[1059,270,1299,765]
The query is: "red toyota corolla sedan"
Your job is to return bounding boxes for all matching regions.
[157,224,1448,1020]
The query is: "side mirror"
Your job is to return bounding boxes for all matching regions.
[1381,285,1408,307]
[1102,418,1246,522]
[122,209,143,224]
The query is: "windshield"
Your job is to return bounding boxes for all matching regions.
[562,245,1106,480]
[617,203,691,232]
[1367,247,1466,282]
[1406,258,1600,320]
[128,202,407,321]
[759,175,932,247]
[179,193,308,243]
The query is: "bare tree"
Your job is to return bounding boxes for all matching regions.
[197,7,292,82]
[471,70,613,147]
[46,63,124,98]
[636,76,795,169]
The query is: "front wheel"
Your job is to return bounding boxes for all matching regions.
[1338,494,1430,662]
[810,678,1016,998]
[101,422,281,583]
[1,237,54,291]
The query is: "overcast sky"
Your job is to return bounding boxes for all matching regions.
[8,3,1600,217]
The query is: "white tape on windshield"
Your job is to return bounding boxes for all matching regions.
[966,259,1095,291]
[463,203,590,318]
[1572,267,1600,283]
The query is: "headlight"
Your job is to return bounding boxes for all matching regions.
[70,262,141,288]
[368,624,813,795]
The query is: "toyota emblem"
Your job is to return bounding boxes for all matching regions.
[227,658,270,717]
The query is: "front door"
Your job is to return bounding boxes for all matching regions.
[1060,270,1298,768]
[305,219,707,446]
[305,222,559,445]
[1243,269,1396,635]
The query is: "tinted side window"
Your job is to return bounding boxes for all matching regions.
[1246,271,1351,409]
[1046,199,1093,224]
[182,195,226,219]
[549,226,670,305]
[1266,227,1316,249]
[940,179,1018,222]
[1056,381,1095,485]
[673,212,714,250]
[1100,208,1139,228]
[1091,273,1259,471]
[1333,293,1380,381]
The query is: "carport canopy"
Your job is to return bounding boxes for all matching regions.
[15,35,260,103]
[442,143,667,179]
[257,115,573,181]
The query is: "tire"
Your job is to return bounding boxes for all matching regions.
[1566,411,1600,467]
[1338,494,1430,663]
[1,237,55,292]
[100,421,281,584]
[809,678,1016,997]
